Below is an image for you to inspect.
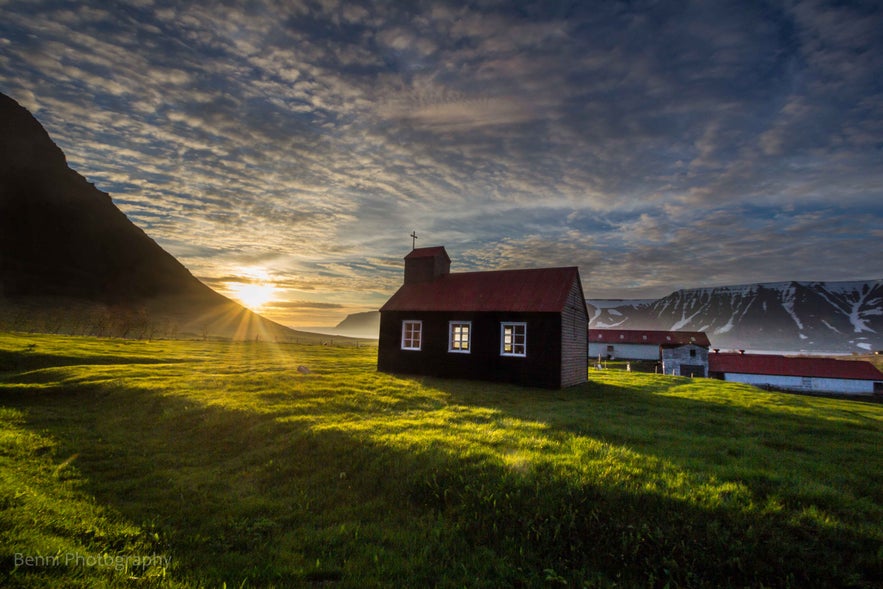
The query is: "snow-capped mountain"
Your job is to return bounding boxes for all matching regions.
[588,280,883,353]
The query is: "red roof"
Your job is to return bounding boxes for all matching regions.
[380,267,582,313]
[590,329,711,347]
[709,352,883,380]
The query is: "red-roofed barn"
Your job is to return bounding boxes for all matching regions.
[709,352,883,396]
[589,329,711,376]
[378,246,589,388]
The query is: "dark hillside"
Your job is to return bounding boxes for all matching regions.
[0,92,318,340]
[0,92,217,303]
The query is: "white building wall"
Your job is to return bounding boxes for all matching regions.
[589,342,659,361]
[723,373,877,395]
[661,344,708,377]
[724,373,804,389]
[810,377,876,395]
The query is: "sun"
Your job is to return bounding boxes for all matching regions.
[231,282,275,310]
[228,268,276,311]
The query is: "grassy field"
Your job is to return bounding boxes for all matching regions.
[0,332,881,588]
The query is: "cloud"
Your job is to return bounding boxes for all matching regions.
[582,205,883,298]
[388,95,537,131]
[0,0,880,324]
[461,231,603,274]
[266,300,344,310]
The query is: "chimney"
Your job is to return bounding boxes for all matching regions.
[404,246,451,284]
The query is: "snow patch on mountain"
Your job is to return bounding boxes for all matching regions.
[780,284,804,330]
[714,318,734,334]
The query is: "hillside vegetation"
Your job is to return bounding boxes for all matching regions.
[1,332,881,588]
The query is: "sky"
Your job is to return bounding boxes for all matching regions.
[1,0,882,328]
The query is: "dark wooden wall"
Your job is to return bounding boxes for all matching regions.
[560,279,589,387]
[378,310,566,388]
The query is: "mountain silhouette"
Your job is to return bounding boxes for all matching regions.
[0,92,318,341]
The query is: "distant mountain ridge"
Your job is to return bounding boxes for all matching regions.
[0,91,319,341]
[298,312,380,339]
[589,280,883,353]
[333,311,380,339]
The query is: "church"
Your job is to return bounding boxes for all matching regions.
[377,245,589,388]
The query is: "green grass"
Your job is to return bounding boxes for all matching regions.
[0,332,881,588]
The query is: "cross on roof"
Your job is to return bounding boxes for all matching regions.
[410,230,418,250]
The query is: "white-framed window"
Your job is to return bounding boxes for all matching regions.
[401,320,422,350]
[500,322,527,357]
[448,321,472,353]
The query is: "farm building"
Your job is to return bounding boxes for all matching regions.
[377,246,589,388]
[589,329,711,376]
[709,352,883,396]
[660,343,709,377]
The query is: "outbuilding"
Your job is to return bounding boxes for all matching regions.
[377,246,588,388]
[660,342,709,377]
[709,352,883,396]
[589,329,710,373]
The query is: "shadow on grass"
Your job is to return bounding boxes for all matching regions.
[0,348,183,372]
[435,373,883,454]
[432,374,883,502]
[1,371,881,588]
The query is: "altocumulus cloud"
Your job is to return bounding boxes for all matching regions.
[0,0,881,325]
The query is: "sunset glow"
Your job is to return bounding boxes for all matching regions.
[227,269,276,311]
